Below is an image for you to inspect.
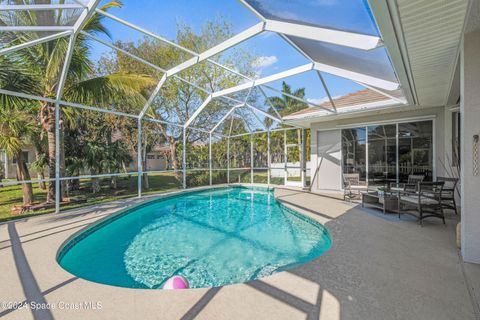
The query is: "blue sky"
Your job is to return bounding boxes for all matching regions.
[92,0,378,103]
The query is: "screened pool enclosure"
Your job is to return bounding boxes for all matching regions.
[0,0,407,213]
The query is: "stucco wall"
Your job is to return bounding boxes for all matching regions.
[461,28,480,263]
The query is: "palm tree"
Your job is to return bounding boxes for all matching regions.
[0,107,37,205]
[0,1,156,203]
[265,81,307,128]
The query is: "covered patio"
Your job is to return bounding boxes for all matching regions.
[0,187,477,320]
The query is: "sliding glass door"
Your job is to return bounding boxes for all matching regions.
[342,127,367,181]
[341,120,433,186]
[367,124,397,186]
[398,121,433,182]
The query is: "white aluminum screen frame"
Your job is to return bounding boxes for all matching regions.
[0,0,406,212]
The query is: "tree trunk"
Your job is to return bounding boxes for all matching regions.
[91,178,101,193]
[60,129,66,199]
[110,176,117,189]
[169,140,180,181]
[15,152,34,205]
[40,101,57,203]
[37,172,46,190]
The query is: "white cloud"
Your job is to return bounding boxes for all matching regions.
[253,56,279,69]
[307,97,330,105]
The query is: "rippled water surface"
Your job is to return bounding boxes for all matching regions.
[58,187,331,289]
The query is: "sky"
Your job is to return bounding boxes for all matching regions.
[89,0,384,104]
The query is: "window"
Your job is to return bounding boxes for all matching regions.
[452,111,461,166]
[12,151,29,164]
[341,120,433,185]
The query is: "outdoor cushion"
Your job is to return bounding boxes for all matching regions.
[350,186,368,190]
[401,196,439,205]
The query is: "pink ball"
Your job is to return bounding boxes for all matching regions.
[162,276,189,290]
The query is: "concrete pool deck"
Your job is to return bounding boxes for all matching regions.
[0,186,478,320]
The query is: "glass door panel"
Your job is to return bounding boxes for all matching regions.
[398,121,433,181]
[367,124,397,186]
[342,127,367,181]
[286,144,302,186]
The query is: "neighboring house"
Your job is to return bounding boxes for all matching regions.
[1,144,170,180]
[126,144,170,172]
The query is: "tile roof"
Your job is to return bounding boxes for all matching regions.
[285,89,393,118]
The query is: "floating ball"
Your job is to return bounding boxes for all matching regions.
[162,275,189,290]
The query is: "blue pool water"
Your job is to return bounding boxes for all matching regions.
[58,187,331,289]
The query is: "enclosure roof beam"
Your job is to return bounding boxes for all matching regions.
[56,0,100,100]
[211,61,399,105]
[94,9,287,119]
[184,95,213,129]
[95,8,198,55]
[316,70,337,112]
[219,95,282,123]
[245,103,281,123]
[0,4,84,11]
[0,88,214,134]
[244,105,268,130]
[0,26,74,32]
[264,19,382,50]
[211,63,314,98]
[353,80,407,104]
[0,88,138,119]
[258,86,282,119]
[209,104,243,134]
[0,30,72,56]
[138,74,168,119]
[165,22,265,78]
[314,62,399,91]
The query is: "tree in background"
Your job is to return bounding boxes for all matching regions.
[0,107,37,204]
[0,1,155,203]
[99,18,259,184]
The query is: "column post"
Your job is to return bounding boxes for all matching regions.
[267,129,271,185]
[55,103,61,213]
[137,118,142,197]
[209,133,212,186]
[183,127,187,189]
[250,133,254,184]
[227,137,230,184]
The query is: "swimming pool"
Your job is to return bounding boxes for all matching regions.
[57,186,331,289]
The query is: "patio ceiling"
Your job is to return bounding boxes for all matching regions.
[393,0,470,107]
[0,0,408,136]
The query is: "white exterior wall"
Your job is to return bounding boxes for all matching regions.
[309,106,447,193]
[461,28,480,263]
[312,130,342,191]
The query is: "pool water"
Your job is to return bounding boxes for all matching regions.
[58,187,331,289]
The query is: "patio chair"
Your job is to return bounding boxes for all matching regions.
[398,181,445,226]
[343,173,368,201]
[404,174,425,192]
[389,174,425,192]
[437,177,459,215]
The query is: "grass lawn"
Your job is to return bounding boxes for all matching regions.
[0,171,307,223]
[0,173,181,223]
